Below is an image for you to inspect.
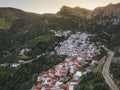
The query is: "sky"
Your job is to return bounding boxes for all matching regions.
[0,0,120,14]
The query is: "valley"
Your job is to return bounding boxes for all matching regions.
[0,2,120,90]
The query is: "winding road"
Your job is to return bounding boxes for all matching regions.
[102,46,119,90]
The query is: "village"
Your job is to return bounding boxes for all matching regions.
[31,32,100,90]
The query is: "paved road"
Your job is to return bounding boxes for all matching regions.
[0,53,45,67]
[22,53,45,64]
[102,46,119,90]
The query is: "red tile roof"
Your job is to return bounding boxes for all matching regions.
[70,79,79,82]
[45,85,53,90]
[32,84,41,90]
[59,85,69,90]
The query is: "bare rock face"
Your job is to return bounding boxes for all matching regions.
[87,3,120,25]
[57,6,90,18]
[58,3,120,25]
[88,3,120,18]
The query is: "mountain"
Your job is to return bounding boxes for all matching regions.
[0,8,78,63]
[0,3,120,63]
[58,3,120,24]
[0,3,120,90]
[57,6,90,18]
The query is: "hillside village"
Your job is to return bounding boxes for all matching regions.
[31,32,100,90]
[0,2,120,90]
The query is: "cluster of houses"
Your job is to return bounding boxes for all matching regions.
[51,30,71,37]
[31,32,99,90]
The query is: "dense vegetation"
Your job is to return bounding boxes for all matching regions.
[75,67,109,90]
[0,55,65,90]
[0,3,120,90]
[110,60,120,89]
[0,3,120,62]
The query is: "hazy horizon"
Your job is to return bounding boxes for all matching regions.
[0,0,120,14]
